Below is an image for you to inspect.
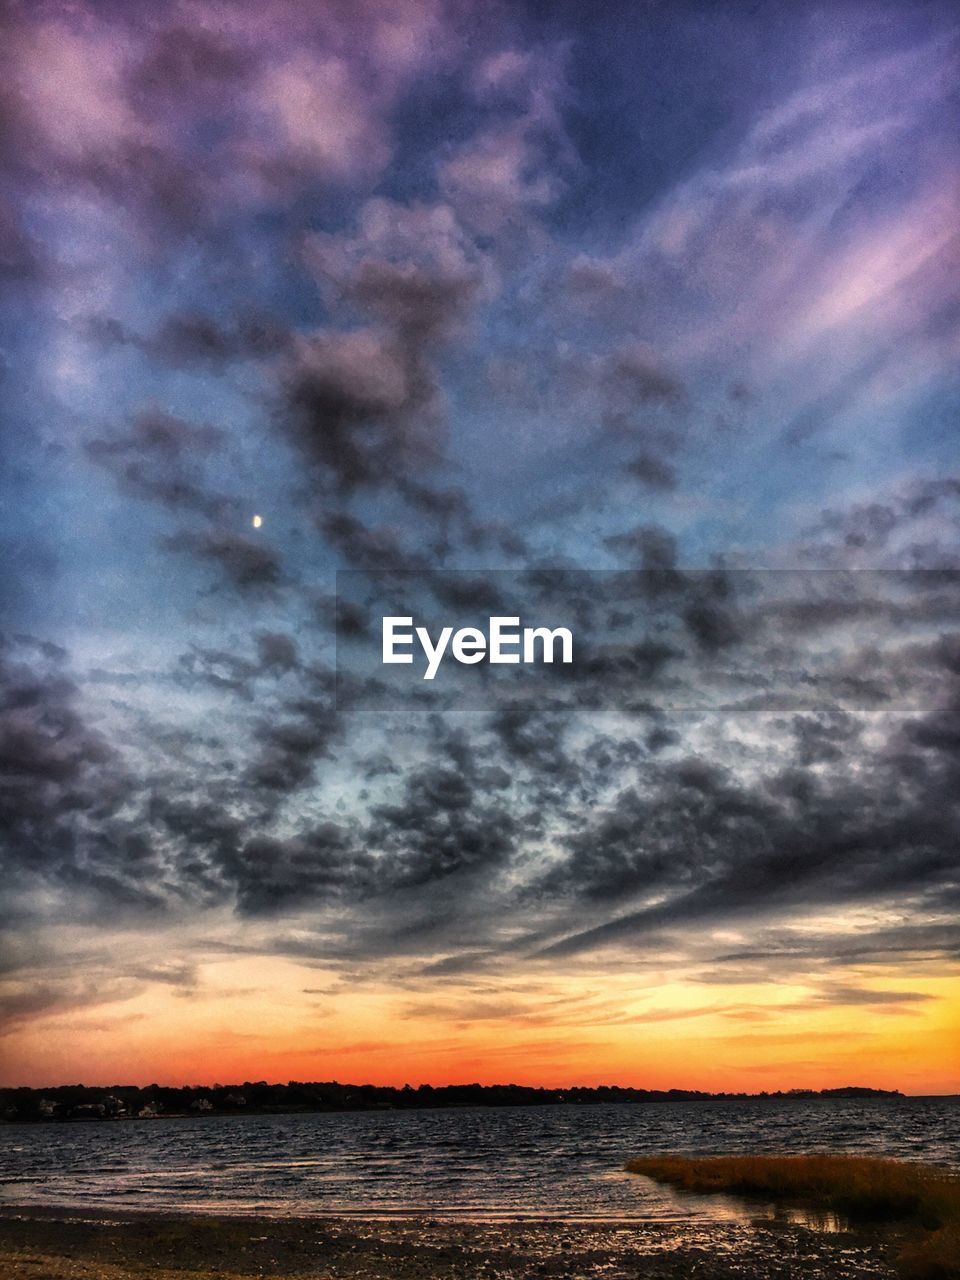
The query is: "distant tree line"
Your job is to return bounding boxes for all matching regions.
[1,1081,903,1122]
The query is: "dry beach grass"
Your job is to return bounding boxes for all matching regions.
[626,1155,960,1279]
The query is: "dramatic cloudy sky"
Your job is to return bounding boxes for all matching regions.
[1,0,958,1092]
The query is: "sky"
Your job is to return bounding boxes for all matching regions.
[0,0,958,1094]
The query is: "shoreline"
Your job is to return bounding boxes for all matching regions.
[0,1202,902,1279]
[3,1087,933,1127]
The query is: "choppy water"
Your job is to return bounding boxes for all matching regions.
[1,1098,957,1221]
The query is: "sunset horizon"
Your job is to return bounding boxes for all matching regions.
[5,948,958,1095]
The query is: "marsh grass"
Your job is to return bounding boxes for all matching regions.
[626,1155,960,1278]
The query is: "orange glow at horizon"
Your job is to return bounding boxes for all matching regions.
[2,950,957,1097]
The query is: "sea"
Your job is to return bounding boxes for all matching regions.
[1,1097,957,1221]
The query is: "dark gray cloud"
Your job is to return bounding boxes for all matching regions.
[280,327,440,510]
[80,309,292,368]
[600,343,685,410]
[0,197,45,283]
[800,477,960,568]
[488,698,574,786]
[370,732,516,891]
[164,528,285,592]
[246,700,339,794]
[799,984,936,1008]
[318,512,429,572]
[792,707,862,766]
[0,638,121,854]
[281,223,480,505]
[175,632,300,698]
[0,637,176,916]
[537,729,960,958]
[3,572,960,997]
[85,410,232,520]
[125,23,256,113]
[626,451,677,491]
[233,824,367,915]
[711,920,960,972]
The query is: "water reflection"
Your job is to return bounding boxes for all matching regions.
[758,1204,846,1233]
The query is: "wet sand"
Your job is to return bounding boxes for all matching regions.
[0,1206,901,1279]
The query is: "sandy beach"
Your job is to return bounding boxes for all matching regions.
[0,1206,904,1279]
